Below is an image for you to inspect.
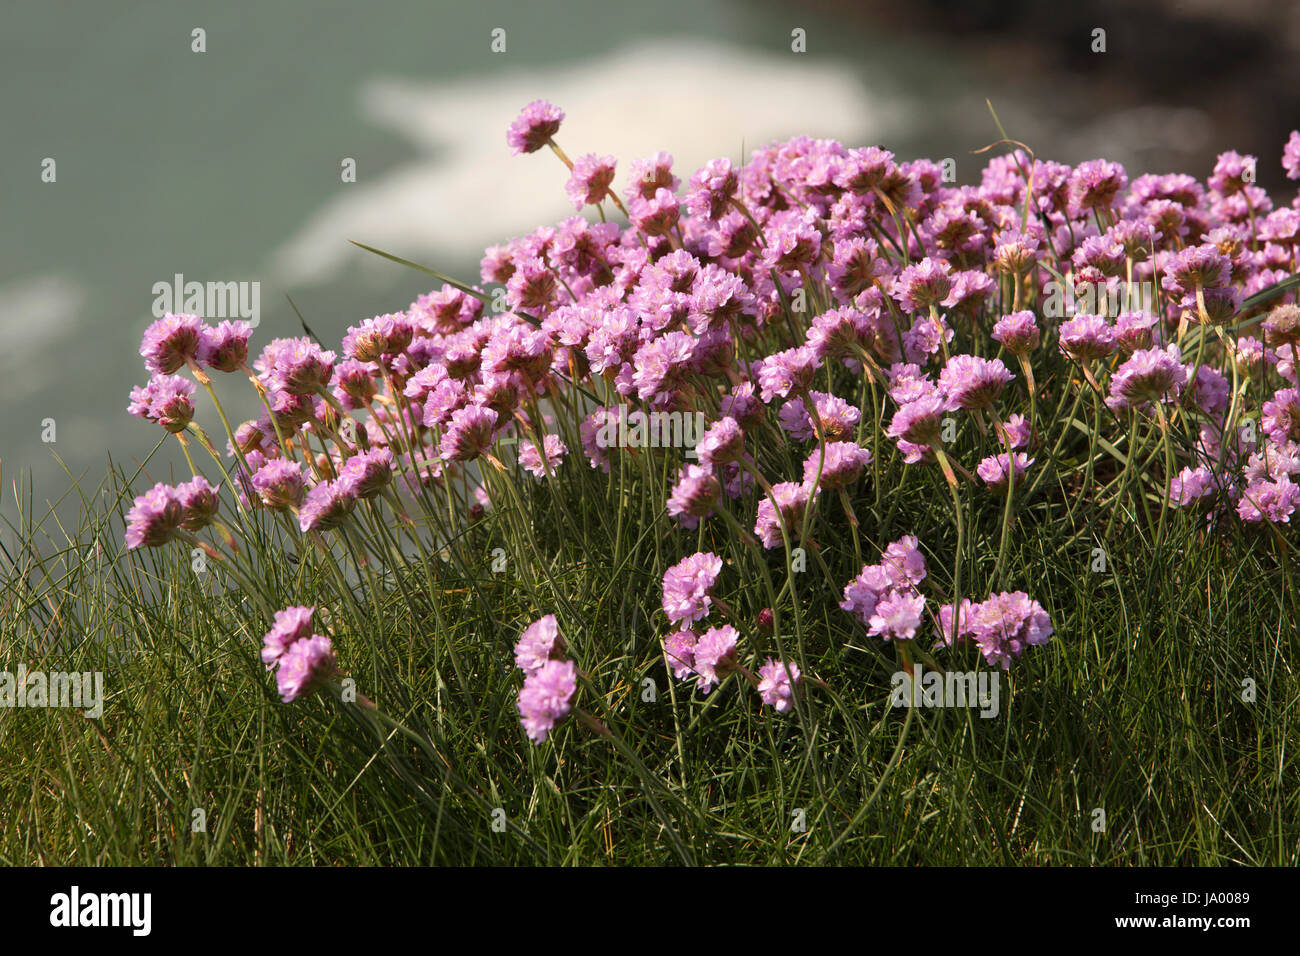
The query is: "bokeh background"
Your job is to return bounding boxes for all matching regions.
[3,0,1299,511]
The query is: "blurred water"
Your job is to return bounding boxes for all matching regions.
[0,0,1240,520]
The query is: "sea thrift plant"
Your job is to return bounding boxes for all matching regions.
[117,102,1300,777]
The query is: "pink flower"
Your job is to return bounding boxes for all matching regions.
[686,158,738,220]
[867,590,926,642]
[754,481,812,549]
[343,313,413,363]
[976,452,1034,492]
[514,614,566,673]
[939,355,1014,411]
[880,535,927,588]
[298,478,357,532]
[840,563,892,625]
[757,346,819,403]
[933,599,976,648]
[261,606,315,668]
[1058,314,1117,363]
[662,552,724,626]
[276,634,338,703]
[991,311,1040,355]
[565,153,618,209]
[663,629,698,682]
[517,659,577,743]
[892,257,955,313]
[198,320,253,372]
[667,463,720,529]
[176,476,220,530]
[1168,466,1219,507]
[507,100,564,155]
[124,483,184,549]
[629,188,680,237]
[252,459,306,510]
[757,659,801,713]
[696,417,745,468]
[887,388,950,447]
[1111,345,1188,412]
[802,441,872,491]
[440,405,498,462]
[140,313,204,375]
[968,592,1054,670]
[1236,477,1300,524]
[693,625,739,693]
[1284,130,1300,181]
[519,434,567,478]
[128,374,196,433]
[338,447,394,498]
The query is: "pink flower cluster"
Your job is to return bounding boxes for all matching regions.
[260,606,339,703]
[513,615,578,744]
[120,99,1300,734]
[659,551,800,708]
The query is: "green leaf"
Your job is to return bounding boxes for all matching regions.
[348,240,489,302]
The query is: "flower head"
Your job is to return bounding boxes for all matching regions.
[757,659,801,713]
[1058,314,1116,363]
[893,257,954,313]
[128,374,196,433]
[687,158,738,220]
[696,417,745,468]
[968,592,1054,669]
[1283,130,1300,180]
[176,476,220,530]
[276,634,338,702]
[124,483,184,549]
[261,606,315,667]
[662,552,724,626]
[1106,344,1186,411]
[514,614,566,673]
[867,590,926,642]
[976,452,1034,492]
[507,100,564,156]
[1069,159,1127,213]
[565,154,617,209]
[198,320,253,372]
[298,478,357,532]
[991,311,1040,355]
[939,355,1013,411]
[1263,304,1300,349]
[519,434,568,478]
[517,659,577,743]
[1236,477,1300,524]
[141,313,204,375]
[252,459,307,510]
[754,481,812,549]
[840,563,893,625]
[667,463,720,529]
[338,447,394,498]
[692,625,739,693]
[663,629,699,681]
[440,404,498,462]
[887,388,950,447]
[803,441,872,491]
[343,314,413,363]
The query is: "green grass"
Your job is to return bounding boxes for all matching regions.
[2,333,1296,865]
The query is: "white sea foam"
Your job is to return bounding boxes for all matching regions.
[269,38,896,287]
